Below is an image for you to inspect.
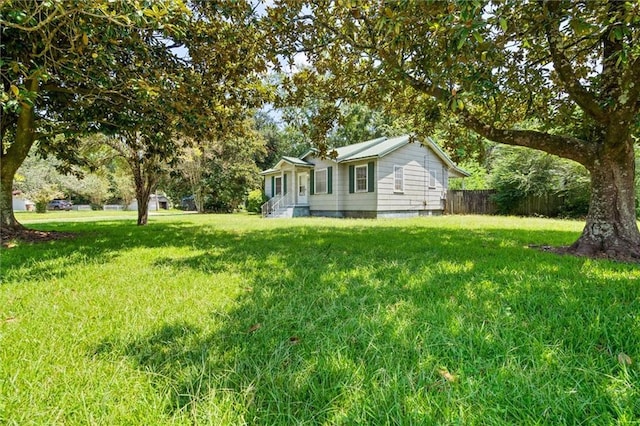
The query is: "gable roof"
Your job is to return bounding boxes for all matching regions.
[261,156,314,175]
[336,135,469,177]
[336,135,410,161]
[267,134,469,177]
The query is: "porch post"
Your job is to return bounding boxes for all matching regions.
[292,167,297,205]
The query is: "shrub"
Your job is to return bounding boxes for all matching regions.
[246,189,267,214]
[34,201,48,213]
[489,146,590,217]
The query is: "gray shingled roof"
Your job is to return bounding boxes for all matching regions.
[265,134,469,177]
[336,135,409,161]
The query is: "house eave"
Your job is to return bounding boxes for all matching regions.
[337,155,378,164]
[423,136,470,177]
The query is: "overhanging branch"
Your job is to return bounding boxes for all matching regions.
[381,48,597,166]
[543,2,608,124]
[459,110,596,166]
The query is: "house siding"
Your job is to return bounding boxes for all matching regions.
[264,172,276,198]
[376,142,446,212]
[263,169,294,199]
[339,161,377,212]
[306,156,339,211]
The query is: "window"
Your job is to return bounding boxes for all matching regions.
[315,169,327,194]
[394,166,404,192]
[429,169,436,188]
[275,176,282,195]
[355,165,368,192]
[349,162,373,194]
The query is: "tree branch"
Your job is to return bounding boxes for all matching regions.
[41,83,135,103]
[618,55,640,120]
[543,2,608,123]
[458,110,596,166]
[379,45,597,166]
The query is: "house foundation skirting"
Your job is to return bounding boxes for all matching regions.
[292,205,310,217]
[379,209,444,218]
[309,209,444,219]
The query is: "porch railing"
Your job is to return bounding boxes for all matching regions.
[261,192,293,218]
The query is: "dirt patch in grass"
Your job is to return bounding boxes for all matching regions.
[1,227,76,247]
[529,244,640,264]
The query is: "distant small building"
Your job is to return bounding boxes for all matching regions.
[127,194,170,211]
[12,191,35,212]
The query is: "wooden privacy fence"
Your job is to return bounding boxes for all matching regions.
[446,190,566,217]
[446,190,498,215]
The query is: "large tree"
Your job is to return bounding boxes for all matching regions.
[171,119,267,213]
[269,1,640,260]
[1,0,271,229]
[0,0,191,229]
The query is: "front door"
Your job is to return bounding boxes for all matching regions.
[298,173,308,204]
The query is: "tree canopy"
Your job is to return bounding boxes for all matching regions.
[1,0,271,228]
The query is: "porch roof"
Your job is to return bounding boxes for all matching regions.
[280,156,314,167]
[260,156,313,175]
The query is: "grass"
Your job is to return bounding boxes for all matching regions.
[1,213,639,425]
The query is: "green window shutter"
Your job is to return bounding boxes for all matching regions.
[271,176,275,197]
[310,171,315,195]
[327,166,333,194]
[368,162,375,192]
[349,165,355,193]
[283,174,287,194]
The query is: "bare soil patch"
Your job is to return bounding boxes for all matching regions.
[1,227,76,247]
[530,244,640,264]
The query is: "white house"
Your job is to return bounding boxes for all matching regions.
[260,134,469,218]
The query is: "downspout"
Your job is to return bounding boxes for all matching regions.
[423,155,428,208]
[336,162,339,215]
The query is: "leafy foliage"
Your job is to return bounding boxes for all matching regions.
[167,121,266,213]
[1,0,273,227]
[448,161,491,190]
[489,147,590,216]
[246,189,267,214]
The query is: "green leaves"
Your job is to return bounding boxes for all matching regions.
[499,17,508,32]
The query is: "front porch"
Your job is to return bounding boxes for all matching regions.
[261,193,310,218]
[260,157,313,218]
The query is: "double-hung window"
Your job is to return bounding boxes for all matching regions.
[429,169,437,188]
[315,169,327,194]
[394,166,404,192]
[355,165,368,192]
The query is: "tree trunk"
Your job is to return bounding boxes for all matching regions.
[195,188,204,213]
[569,141,640,260]
[0,78,38,231]
[136,189,151,226]
[0,165,23,230]
[133,169,154,226]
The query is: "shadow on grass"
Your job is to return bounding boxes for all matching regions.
[30,218,630,423]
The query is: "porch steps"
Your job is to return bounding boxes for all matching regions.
[264,205,310,219]
[266,207,294,219]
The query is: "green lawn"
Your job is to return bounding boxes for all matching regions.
[1,214,638,425]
